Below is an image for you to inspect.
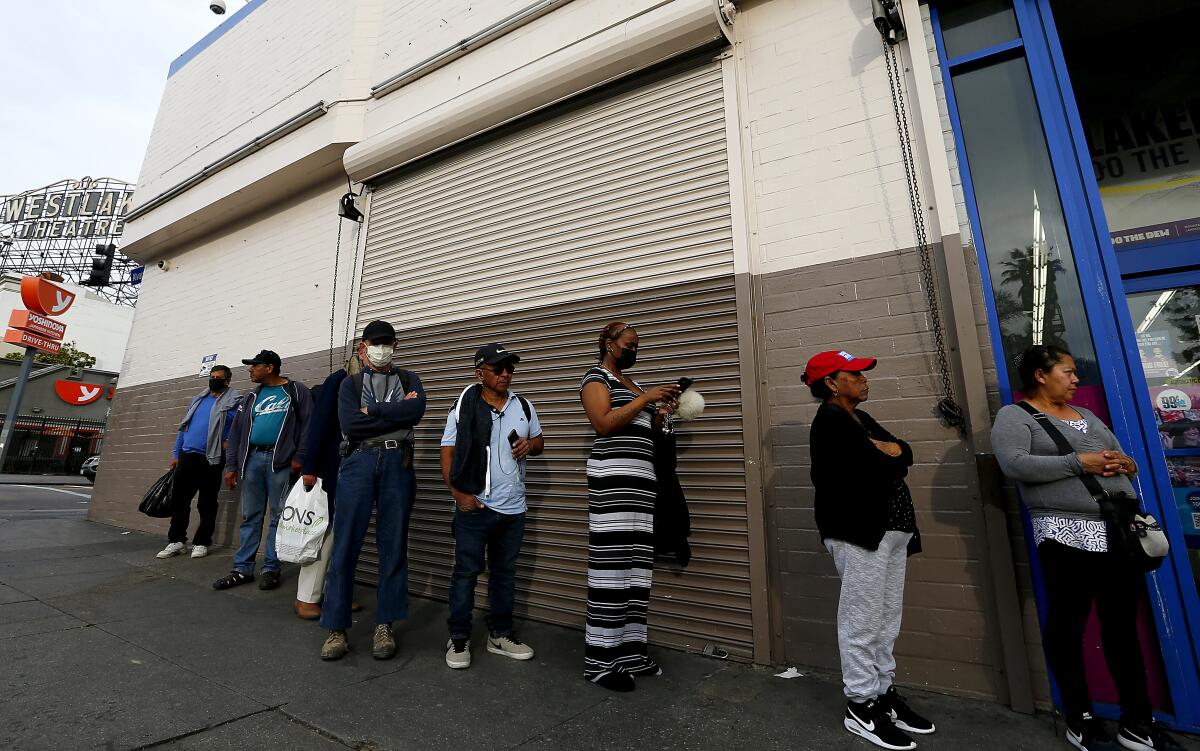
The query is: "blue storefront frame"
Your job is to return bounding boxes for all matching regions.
[930,0,1200,730]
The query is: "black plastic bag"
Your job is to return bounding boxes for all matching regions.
[138,469,177,518]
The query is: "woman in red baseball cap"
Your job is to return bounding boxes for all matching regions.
[802,350,933,750]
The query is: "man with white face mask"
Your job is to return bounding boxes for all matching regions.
[319,320,427,661]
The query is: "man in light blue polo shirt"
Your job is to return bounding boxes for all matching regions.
[440,343,544,669]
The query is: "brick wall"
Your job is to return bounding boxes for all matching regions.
[735,0,919,273]
[761,246,1005,700]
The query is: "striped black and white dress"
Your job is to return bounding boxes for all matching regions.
[581,366,660,681]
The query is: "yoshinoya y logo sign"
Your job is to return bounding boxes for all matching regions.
[2,177,133,241]
[54,381,114,406]
[19,277,75,317]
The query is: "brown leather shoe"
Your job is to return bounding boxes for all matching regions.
[294,599,321,620]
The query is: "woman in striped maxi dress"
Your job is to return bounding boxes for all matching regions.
[579,322,679,692]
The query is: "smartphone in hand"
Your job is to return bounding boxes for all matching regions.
[507,429,519,445]
[677,377,694,393]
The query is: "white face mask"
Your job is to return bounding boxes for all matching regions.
[365,344,394,367]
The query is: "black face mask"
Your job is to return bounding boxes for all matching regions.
[209,378,228,393]
[613,346,637,370]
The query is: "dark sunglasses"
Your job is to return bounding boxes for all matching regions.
[481,362,516,375]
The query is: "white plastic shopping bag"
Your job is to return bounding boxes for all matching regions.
[275,478,329,565]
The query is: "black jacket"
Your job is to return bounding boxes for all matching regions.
[336,367,426,440]
[301,370,348,503]
[810,401,921,555]
[448,384,492,495]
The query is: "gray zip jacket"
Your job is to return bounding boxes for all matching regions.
[224,379,312,475]
[177,387,241,465]
[991,403,1137,521]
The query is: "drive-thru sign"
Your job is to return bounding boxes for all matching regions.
[0,275,78,470]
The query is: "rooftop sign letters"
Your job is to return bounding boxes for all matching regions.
[2,178,133,241]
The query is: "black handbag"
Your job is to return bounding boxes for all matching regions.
[1017,402,1168,572]
[137,469,178,518]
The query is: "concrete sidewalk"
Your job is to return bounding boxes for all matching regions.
[0,513,1194,751]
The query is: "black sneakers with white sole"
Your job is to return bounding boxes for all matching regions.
[1065,713,1111,750]
[1118,720,1183,751]
[844,698,917,750]
[881,686,935,734]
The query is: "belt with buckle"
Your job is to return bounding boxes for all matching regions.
[249,444,274,453]
[356,437,410,451]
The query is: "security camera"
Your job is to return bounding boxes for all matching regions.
[210,0,226,14]
[157,259,172,271]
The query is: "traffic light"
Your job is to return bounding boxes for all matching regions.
[84,244,116,287]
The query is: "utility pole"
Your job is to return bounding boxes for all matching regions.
[0,346,37,472]
[0,275,78,473]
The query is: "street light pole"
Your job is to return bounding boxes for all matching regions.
[0,346,38,472]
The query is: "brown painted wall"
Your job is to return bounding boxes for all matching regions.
[758,246,1036,701]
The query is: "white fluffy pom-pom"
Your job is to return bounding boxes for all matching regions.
[675,389,705,420]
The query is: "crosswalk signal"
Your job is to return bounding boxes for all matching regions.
[84,244,116,287]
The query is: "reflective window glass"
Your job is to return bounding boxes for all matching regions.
[1052,0,1200,250]
[952,57,1105,410]
[939,0,1019,59]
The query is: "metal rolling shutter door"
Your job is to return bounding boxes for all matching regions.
[354,61,754,658]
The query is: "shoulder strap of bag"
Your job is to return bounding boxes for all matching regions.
[518,395,531,421]
[1016,401,1106,500]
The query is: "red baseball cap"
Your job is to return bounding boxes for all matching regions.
[801,350,878,384]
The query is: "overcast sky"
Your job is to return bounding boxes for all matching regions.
[0,1,229,196]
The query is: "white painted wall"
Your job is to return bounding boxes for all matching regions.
[135,0,355,204]
[372,0,533,87]
[0,277,135,372]
[118,179,358,388]
[731,0,921,274]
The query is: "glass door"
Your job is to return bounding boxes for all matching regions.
[1126,282,1200,603]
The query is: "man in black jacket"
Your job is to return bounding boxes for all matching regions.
[293,352,360,620]
[319,321,426,661]
[213,350,312,592]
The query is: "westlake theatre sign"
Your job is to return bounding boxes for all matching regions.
[2,178,133,241]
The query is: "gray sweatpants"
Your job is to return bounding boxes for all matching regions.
[825,531,912,701]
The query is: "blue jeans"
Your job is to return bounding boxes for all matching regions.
[320,447,416,631]
[447,506,525,640]
[233,450,292,575]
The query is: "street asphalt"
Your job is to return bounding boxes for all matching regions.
[0,484,1196,751]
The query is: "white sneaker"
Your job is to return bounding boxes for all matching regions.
[156,542,185,559]
[487,634,534,660]
[190,545,208,558]
[446,638,471,669]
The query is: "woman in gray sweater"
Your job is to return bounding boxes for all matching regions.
[991,345,1179,751]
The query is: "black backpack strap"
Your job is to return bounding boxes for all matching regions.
[517,395,531,421]
[1015,401,1106,499]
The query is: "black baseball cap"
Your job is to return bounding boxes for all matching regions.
[241,349,282,370]
[474,343,520,368]
[362,320,396,343]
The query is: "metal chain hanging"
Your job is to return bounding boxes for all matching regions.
[881,36,965,431]
[328,212,344,372]
[329,183,366,371]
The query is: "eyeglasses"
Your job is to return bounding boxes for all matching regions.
[481,362,516,375]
